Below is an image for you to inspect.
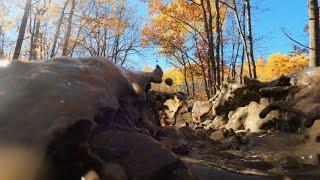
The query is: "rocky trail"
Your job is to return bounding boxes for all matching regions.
[144,67,320,179]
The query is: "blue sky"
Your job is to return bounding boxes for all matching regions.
[130,0,309,70]
[252,0,308,57]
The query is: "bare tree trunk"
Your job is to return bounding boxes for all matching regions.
[191,71,195,97]
[51,0,69,58]
[215,0,221,86]
[195,35,210,99]
[29,8,36,60]
[62,0,76,56]
[187,58,196,97]
[183,66,190,96]
[232,0,252,78]
[13,0,32,60]
[232,39,241,80]
[308,0,320,67]
[245,0,257,78]
[220,30,224,82]
[240,46,245,84]
[30,8,42,60]
[0,27,4,57]
[201,63,210,99]
[201,0,216,95]
[230,40,236,79]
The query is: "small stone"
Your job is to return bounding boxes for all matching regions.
[194,128,207,139]
[210,129,225,142]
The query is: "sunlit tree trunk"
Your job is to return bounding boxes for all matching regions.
[13,0,32,60]
[62,0,76,56]
[51,0,69,58]
[187,58,196,97]
[308,0,320,67]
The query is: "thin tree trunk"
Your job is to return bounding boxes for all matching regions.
[187,58,196,97]
[308,0,320,67]
[232,39,241,80]
[29,8,36,60]
[201,0,216,95]
[245,0,257,78]
[183,66,190,96]
[51,0,69,58]
[220,30,224,82]
[191,72,195,97]
[30,8,43,60]
[232,0,252,78]
[201,63,210,99]
[13,0,32,60]
[240,46,245,83]
[215,0,221,86]
[62,0,76,56]
[0,26,4,57]
[242,2,252,78]
[230,40,236,79]
[195,34,210,99]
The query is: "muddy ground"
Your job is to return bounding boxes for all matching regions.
[182,131,320,179]
[147,90,320,179]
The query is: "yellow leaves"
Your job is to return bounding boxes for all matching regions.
[254,53,309,81]
[163,67,185,85]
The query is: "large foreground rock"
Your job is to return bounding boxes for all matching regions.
[0,57,164,179]
[92,130,192,179]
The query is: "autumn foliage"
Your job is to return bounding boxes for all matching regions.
[150,53,309,98]
[244,53,309,82]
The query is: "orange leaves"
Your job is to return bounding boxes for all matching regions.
[148,0,164,14]
[142,0,200,57]
[143,0,228,63]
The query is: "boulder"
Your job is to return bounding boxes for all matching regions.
[92,130,191,179]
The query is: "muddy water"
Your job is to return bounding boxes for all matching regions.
[181,127,320,178]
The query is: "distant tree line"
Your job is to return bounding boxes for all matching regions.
[1,0,141,67]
